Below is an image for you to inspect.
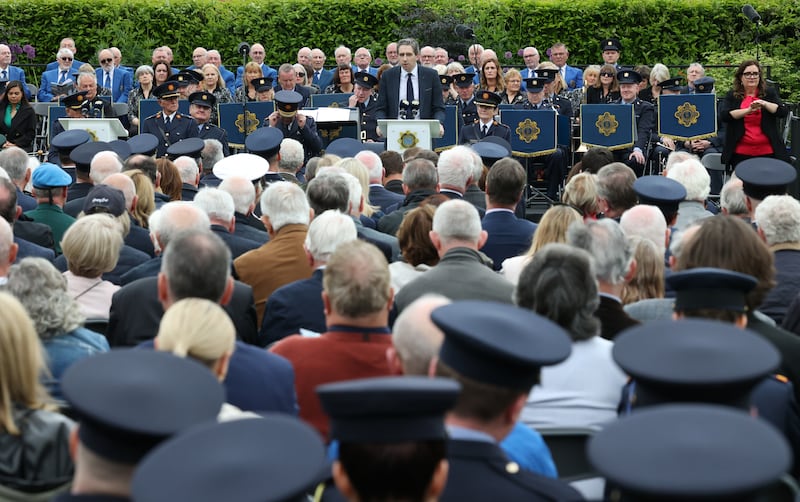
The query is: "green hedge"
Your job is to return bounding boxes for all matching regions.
[3,0,799,99]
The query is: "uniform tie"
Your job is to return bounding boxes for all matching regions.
[165,115,172,127]
[481,125,488,137]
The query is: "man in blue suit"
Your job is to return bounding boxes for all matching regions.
[96,48,133,103]
[375,38,445,136]
[0,44,31,99]
[38,48,77,102]
[310,48,333,91]
[481,158,537,271]
[549,42,583,91]
[354,47,379,76]
[44,38,85,72]
[234,43,278,90]
[519,46,539,92]
[206,50,236,90]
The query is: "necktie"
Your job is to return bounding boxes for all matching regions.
[1,70,6,80]
[104,72,111,89]
[482,125,488,137]
[165,116,171,128]
[406,72,414,102]
[58,70,66,84]
[315,71,320,82]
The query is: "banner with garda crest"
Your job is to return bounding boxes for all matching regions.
[310,93,352,108]
[580,104,635,151]
[433,105,458,152]
[657,93,717,141]
[219,102,274,149]
[500,109,558,158]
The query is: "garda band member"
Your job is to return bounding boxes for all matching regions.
[188,91,230,157]
[459,90,510,144]
[349,72,380,142]
[452,73,477,128]
[267,90,322,166]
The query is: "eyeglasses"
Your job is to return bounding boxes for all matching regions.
[600,72,614,77]
[100,58,113,64]
[60,57,73,61]
[743,72,760,78]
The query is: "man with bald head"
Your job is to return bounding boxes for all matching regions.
[206,50,235,89]
[354,47,377,76]
[297,47,312,66]
[235,43,277,89]
[102,172,155,256]
[188,47,207,70]
[0,44,30,98]
[96,48,132,103]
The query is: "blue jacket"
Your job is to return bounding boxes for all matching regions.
[95,67,133,103]
[0,65,30,98]
[261,268,326,345]
[481,210,537,271]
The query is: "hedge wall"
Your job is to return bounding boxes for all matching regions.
[3,0,799,99]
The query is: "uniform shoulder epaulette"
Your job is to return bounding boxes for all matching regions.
[774,373,789,384]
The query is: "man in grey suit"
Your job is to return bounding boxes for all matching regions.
[375,38,445,136]
[394,199,514,314]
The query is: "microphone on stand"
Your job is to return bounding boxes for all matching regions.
[454,25,476,39]
[742,4,761,23]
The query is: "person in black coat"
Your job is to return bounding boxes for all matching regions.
[188,91,230,157]
[141,82,198,157]
[350,72,381,142]
[0,81,35,152]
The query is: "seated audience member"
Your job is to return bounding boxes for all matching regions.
[562,172,600,220]
[377,158,439,236]
[665,156,714,230]
[621,236,665,305]
[270,240,395,439]
[501,204,583,284]
[380,150,405,195]
[0,80,36,153]
[393,199,515,314]
[390,204,438,292]
[5,258,109,402]
[755,195,800,325]
[0,292,74,498]
[193,187,261,260]
[596,162,637,220]
[516,243,627,430]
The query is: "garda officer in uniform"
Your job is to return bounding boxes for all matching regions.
[453,73,477,128]
[430,301,583,501]
[600,37,623,69]
[348,72,380,142]
[612,69,655,176]
[440,74,455,105]
[188,91,230,157]
[459,90,510,144]
[536,68,573,117]
[267,89,322,168]
[141,81,198,158]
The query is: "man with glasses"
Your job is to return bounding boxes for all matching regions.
[234,43,277,90]
[38,48,77,102]
[45,38,85,71]
[142,82,198,157]
[187,47,207,70]
[95,48,133,103]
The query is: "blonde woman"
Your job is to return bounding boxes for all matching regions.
[124,169,155,228]
[500,205,583,284]
[0,292,74,496]
[201,63,232,124]
[154,298,255,420]
[336,157,379,219]
[500,68,526,105]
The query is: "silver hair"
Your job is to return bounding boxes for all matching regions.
[174,156,199,185]
[0,146,30,181]
[340,172,362,218]
[155,202,211,249]
[219,176,255,215]
[666,157,710,201]
[89,151,123,184]
[194,188,235,222]
[567,218,632,285]
[0,218,12,265]
[402,158,438,191]
[720,177,748,216]
[619,205,667,256]
[5,258,84,339]
[392,294,451,375]
[664,150,695,172]
[467,148,484,184]
[755,195,800,246]
[355,150,383,182]
[432,199,482,245]
[56,48,74,60]
[669,224,700,260]
[437,146,473,189]
[304,210,357,263]
[278,138,304,173]
[135,65,154,80]
[201,139,224,173]
[259,181,310,231]
[649,63,670,84]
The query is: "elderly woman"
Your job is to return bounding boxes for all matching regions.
[516,243,627,430]
[389,205,438,292]
[720,59,790,168]
[127,65,155,131]
[325,64,354,94]
[586,64,620,104]
[641,63,670,103]
[501,204,583,284]
[60,214,122,319]
[500,68,526,105]
[5,258,109,402]
[234,61,264,102]
[155,298,255,420]
[0,81,35,152]
[0,292,74,496]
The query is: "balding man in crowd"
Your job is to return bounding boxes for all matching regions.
[261,209,357,345]
[665,157,714,230]
[234,182,313,325]
[378,158,439,236]
[394,199,514,314]
[270,239,394,439]
[102,173,155,257]
[568,218,639,340]
[358,150,403,212]
[188,47,207,70]
[193,187,260,260]
[620,204,668,258]
[206,50,235,89]
[596,162,637,220]
[0,147,36,211]
[218,176,268,244]
[720,177,749,221]
[174,156,200,201]
[755,195,800,325]
[235,43,276,90]
[108,206,258,347]
[64,150,124,216]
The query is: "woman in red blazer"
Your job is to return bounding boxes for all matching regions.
[0,80,36,152]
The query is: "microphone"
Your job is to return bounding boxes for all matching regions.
[742,4,761,22]
[454,25,476,39]
[237,42,251,56]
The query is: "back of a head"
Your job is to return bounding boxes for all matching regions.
[515,243,600,341]
[278,138,304,173]
[260,181,310,232]
[161,230,231,303]
[486,158,525,206]
[193,187,235,223]
[89,151,123,184]
[0,217,13,268]
[529,205,583,255]
[754,195,800,247]
[306,172,350,214]
[380,150,404,177]
[666,157,710,201]
[155,298,235,368]
[568,218,632,285]
[664,150,695,172]
[62,214,124,278]
[676,215,774,310]
[156,202,211,249]
[201,139,224,173]
[437,146,472,190]
[619,204,667,255]
[721,178,748,217]
[102,173,136,210]
[562,172,600,216]
[432,199,482,247]
[0,176,17,223]
[0,146,30,182]
[596,162,637,213]
[174,156,199,185]
[323,240,390,318]
[580,147,614,174]
[124,155,158,184]
[392,294,451,376]
[355,150,383,182]
[305,209,358,263]
[623,236,666,304]
[397,205,439,267]
[402,158,438,192]
[218,176,255,215]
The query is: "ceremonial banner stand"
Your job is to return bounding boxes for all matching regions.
[500,109,558,157]
[219,102,274,150]
[433,105,458,152]
[657,94,718,141]
[378,120,442,153]
[580,104,635,151]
